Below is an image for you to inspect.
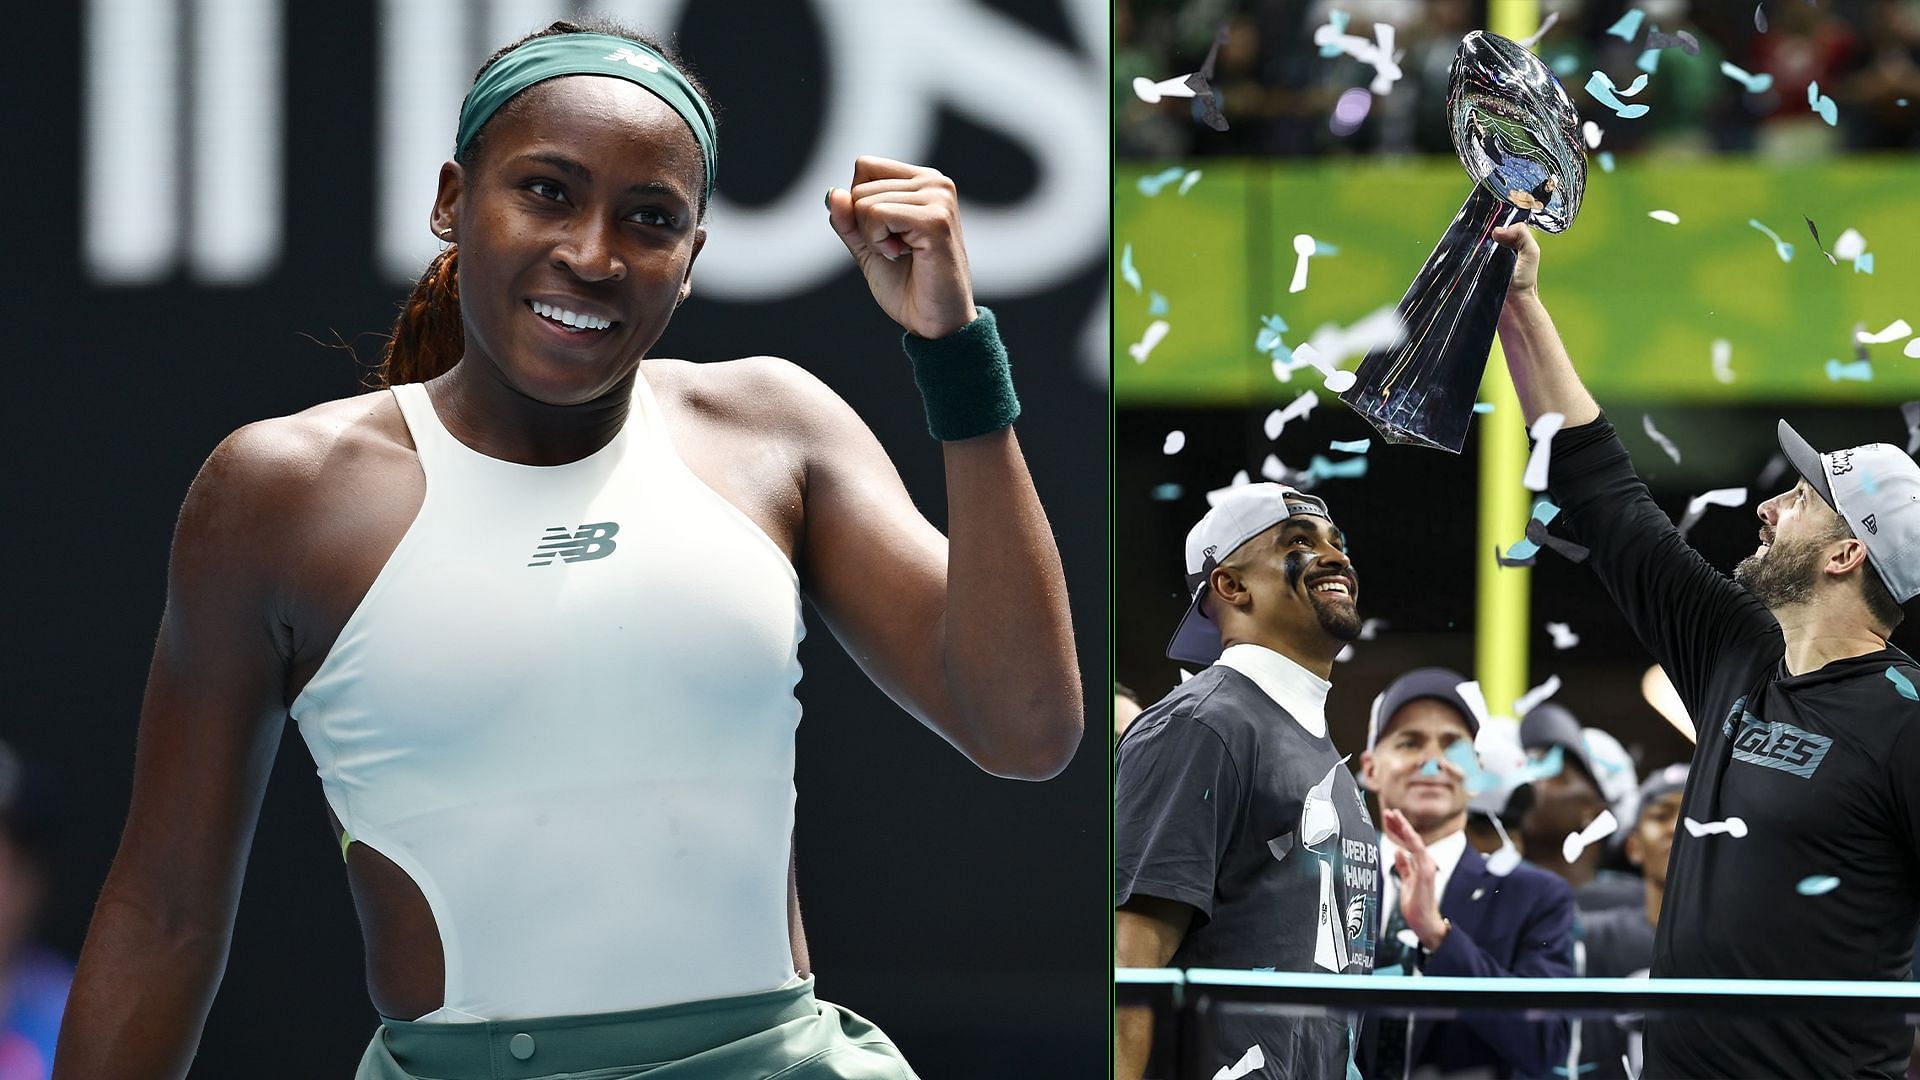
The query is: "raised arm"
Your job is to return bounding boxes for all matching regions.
[800,157,1082,780]
[54,424,301,1080]
[1491,223,1599,429]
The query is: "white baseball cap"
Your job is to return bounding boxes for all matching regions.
[1167,483,1334,665]
[1777,421,1920,604]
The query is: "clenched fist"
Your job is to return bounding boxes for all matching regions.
[827,157,979,340]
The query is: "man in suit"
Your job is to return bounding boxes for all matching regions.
[1358,668,1576,1079]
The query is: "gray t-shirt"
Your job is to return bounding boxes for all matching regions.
[1116,665,1382,973]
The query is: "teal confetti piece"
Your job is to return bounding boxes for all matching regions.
[1506,536,1541,560]
[1826,358,1873,382]
[1533,499,1562,526]
[1148,291,1168,316]
[1888,666,1918,700]
[1136,166,1186,197]
[1255,314,1290,357]
[1314,240,1340,256]
[1606,9,1645,40]
[1587,70,1651,119]
[1151,483,1183,501]
[1855,252,1875,274]
[1306,454,1369,482]
[1444,739,1496,795]
[1796,875,1842,896]
[1121,243,1141,293]
[1329,439,1372,454]
[1637,47,1660,74]
[1419,758,1442,777]
[1319,10,1351,56]
[1748,218,1794,262]
[1510,745,1566,785]
[1597,151,1616,173]
[1808,80,1838,126]
[1473,401,1496,414]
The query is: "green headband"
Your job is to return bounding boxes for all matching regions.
[455,32,717,205]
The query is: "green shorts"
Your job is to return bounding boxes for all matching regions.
[354,977,918,1080]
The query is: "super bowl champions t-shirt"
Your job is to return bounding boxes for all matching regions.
[1116,652,1381,1078]
[1549,415,1920,1080]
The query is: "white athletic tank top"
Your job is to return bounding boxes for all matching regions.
[289,375,804,1021]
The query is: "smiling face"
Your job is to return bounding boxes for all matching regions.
[432,75,708,406]
[1363,699,1473,836]
[1733,478,1850,610]
[1209,516,1363,653]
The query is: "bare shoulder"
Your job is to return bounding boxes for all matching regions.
[642,356,860,441]
[179,391,412,546]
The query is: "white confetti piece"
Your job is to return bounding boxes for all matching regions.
[1546,622,1580,650]
[1315,15,1406,96]
[1648,209,1680,224]
[1334,643,1356,663]
[1683,815,1749,838]
[1205,470,1252,507]
[1858,319,1914,344]
[1163,430,1186,455]
[1358,618,1386,641]
[1324,369,1357,393]
[1264,411,1284,441]
[1523,412,1567,493]
[1454,679,1493,732]
[1396,928,1421,950]
[1712,338,1734,384]
[1513,674,1563,718]
[1265,391,1319,440]
[1260,454,1287,481]
[1301,305,1408,370]
[1677,487,1748,538]
[1563,809,1619,863]
[1582,120,1603,148]
[1907,339,1920,360]
[1289,233,1316,293]
[1211,1043,1265,1080]
[1178,169,1203,195]
[1131,74,1198,104]
[1834,228,1867,261]
[1179,668,1195,683]
[1519,10,1559,49]
[1643,414,1682,464]
[1129,320,1170,364]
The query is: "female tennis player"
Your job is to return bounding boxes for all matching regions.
[53,18,1081,1079]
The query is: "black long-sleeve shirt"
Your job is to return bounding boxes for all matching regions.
[1548,415,1920,1079]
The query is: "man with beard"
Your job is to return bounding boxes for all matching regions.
[1115,484,1381,1080]
[1492,221,1920,1079]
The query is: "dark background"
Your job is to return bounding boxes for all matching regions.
[4,1,1108,1076]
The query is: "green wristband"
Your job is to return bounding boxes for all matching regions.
[901,306,1021,441]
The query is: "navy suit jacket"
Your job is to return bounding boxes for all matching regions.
[1360,844,1577,1079]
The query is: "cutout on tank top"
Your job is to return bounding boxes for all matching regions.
[331,812,447,1021]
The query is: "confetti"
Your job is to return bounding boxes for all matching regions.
[1444,738,1495,795]
[1148,291,1169,316]
[1636,47,1661,76]
[1315,239,1340,256]
[1606,9,1645,41]
[1582,120,1603,149]
[1519,10,1560,49]
[1455,680,1493,731]
[1314,14,1406,96]
[1586,70,1651,119]
[1136,167,1186,196]
[1290,233,1316,294]
[1151,483,1183,501]
[1178,170,1203,195]
[1857,253,1876,275]
[1323,369,1357,393]
[1255,314,1290,358]
[1265,390,1319,439]
[1677,487,1748,538]
[1748,218,1794,262]
[1511,744,1568,786]
[1316,9,1352,58]
[1888,666,1919,700]
[1755,3,1768,33]
[1825,358,1873,382]
[1474,402,1496,414]
[1713,338,1734,384]
[1504,499,1563,560]
[1305,453,1368,482]
[1908,339,1920,359]
[1120,243,1141,292]
[1330,439,1372,454]
[1205,469,1251,507]
[1131,75,1197,104]
[1299,305,1408,370]
[1496,546,1538,569]
[1546,622,1581,649]
[1419,758,1443,777]
[1683,816,1749,838]
[1807,80,1838,126]
[1643,414,1683,464]
[1528,518,1592,563]
[1597,151,1616,173]
[1834,229,1867,261]
[1645,27,1700,54]
[1486,845,1522,876]
[1648,209,1680,224]
[1212,1043,1266,1080]
[1796,875,1841,896]
[1721,62,1774,95]
[1129,320,1170,364]
[1358,619,1386,641]
[1564,809,1619,863]
[1903,402,1920,455]
[1185,27,1231,132]
[1857,319,1914,345]
[1805,217,1838,265]
[1757,452,1790,489]
[1179,668,1195,682]
[1513,674,1563,718]
[1260,454,1289,482]
[1523,412,1567,492]
[1163,430,1186,455]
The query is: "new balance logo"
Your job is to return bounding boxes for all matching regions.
[528,522,620,567]
[604,47,662,73]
